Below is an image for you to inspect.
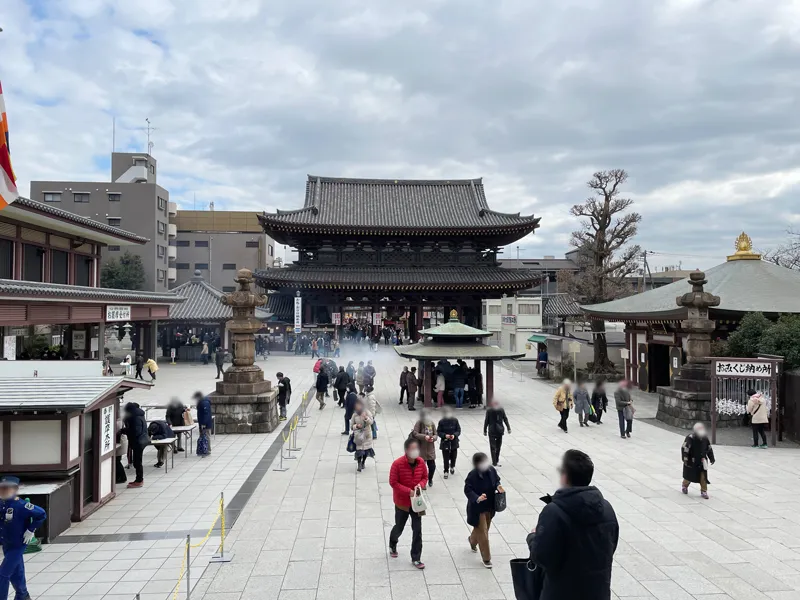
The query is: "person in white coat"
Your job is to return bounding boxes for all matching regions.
[435,370,446,408]
[746,389,769,448]
[365,384,382,439]
[351,399,374,472]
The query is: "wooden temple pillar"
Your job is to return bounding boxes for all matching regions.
[304,302,312,325]
[415,305,423,341]
[474,359,483,406]
[424,360,432,407]
[372,303,380,338]
[486,360,494,405]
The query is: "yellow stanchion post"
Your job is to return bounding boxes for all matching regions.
[273,425,292,471]
[289,415,302,452]
[298,391,308,427]
[211,491,234,563]
[186,534,191,600]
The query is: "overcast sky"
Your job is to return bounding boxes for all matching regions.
[3,0,799,270]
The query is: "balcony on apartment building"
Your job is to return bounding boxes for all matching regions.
[168,223,177,238]
[168,201,177,217]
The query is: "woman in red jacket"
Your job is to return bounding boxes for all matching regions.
[388,438,429,569]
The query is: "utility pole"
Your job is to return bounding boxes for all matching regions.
[642,250,654,291]
[145,118,157,154]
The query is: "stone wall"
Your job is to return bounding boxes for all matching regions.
[657,386,741,429]
[211,390,278,434]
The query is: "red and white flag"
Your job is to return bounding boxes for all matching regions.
[0,81,19,210]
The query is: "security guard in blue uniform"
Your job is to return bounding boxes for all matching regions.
[0,476,46,600]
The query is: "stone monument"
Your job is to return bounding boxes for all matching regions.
[656,270,721,428]
[209,268,279,433]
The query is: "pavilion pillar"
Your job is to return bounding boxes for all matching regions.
[415,305,423,341]
[97,321,105,360]
[150,320,158,361]
[372,304,380,338]
[486,360,494,405]
[474,359,482,405]
[424,360,432,408]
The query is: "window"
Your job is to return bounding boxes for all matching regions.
[158,222,166,234]
[158,197,166,210]
[222,286,236,293]
[108,245,120,252]
[222,263,236,270]
[176,240,190,247]
[506,303,513,315]
[510,333,516,351]
[51,250,69,284]
[43,192,61,203]
[245,241,259,248]
[73,192,90,203]
[75,256,92,286]
[22,244,44,282]
[194,240,209,248]
[107,217,122,228]
[150,165,155,174]
[482,305,486,316]
[157,269,165,281]
[518,303,541,315]
[488,305,501,315]
[195,263,208,270]
[157,245,166,258]
[176,263,190,270]
[134,159,146,166]
[108,193,121,202]
[268,245,274,256]
[0,239,13,278]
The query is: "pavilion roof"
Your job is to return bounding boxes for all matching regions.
[582,258,800,321]
[255,264,538,292]
[419,319,493,338]
[258,176,540,240]
[395,341,524,361]
[166,271,271,322]
[0,278,183,304]
[0,377,149,411]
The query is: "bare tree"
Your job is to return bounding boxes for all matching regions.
[562,169,642,373]
[763,229,800,270]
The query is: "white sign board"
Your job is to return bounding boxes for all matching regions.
[8,326,27,337]
[373,312,382,326]
[568,341,582,354]
[72,330,87,351]
[106,305,131,322]
[715,360,773,378]
[620,349,629,360]
[3,336,16,360]
[293,296,302,333]
[101,405,114,455]
[332,313,341,325]
[501,315,517,325]
[91,337,99,353]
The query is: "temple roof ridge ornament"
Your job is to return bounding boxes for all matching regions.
[727,231,762,261]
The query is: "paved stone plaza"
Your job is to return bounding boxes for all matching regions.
[22,348,800,599]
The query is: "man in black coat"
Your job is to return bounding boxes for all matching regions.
[215,348,225,379]
[276,372,292,421]
[527,450,619,600]
[333,366,350,407]
[120,402,149,488]
[135,353,145,380]
[437,408,461,478]
[315,370,329,410]
[165,397,186,453]
[342,382,358,435]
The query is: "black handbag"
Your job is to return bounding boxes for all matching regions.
[346,434,356,453]
[494,491,507,513]
[509,558,544,600]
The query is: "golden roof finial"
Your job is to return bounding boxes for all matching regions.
[727,232,761,261]
[449,309,458,320]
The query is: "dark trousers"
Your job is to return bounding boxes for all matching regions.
[399,386,408,403]
[311,350,318,358]
[0,547,28,600]
[489,435,503,465]
[617,410,633,437]
[337,389,346,406]
[558,409,570,431]
[131,444,144,483]
[135,367,143,380]
[202,354,209,365]
[426,459,436,484]
[442,448,457,471]
[216,364,224,378]
[344,414,352,433]
[149,371,156,381]
[752,423,767,445]
[389,507,422,561]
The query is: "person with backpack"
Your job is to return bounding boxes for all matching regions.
[343,382,358,435]
[194,391,213,456]
[120,402,149,488]
[437,407,461,478]
[464,452,503,568]
[276,372,292,421]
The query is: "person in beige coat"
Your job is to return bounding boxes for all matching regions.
[351,399,374,472]
[553,379,574,433]
[412,411,438,487]
[746,389,769,448]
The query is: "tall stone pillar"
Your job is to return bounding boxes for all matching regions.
[210,269,278,433]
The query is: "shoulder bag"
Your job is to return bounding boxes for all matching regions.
[494,490,507,513]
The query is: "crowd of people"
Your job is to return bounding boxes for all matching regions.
[551,378,634,438]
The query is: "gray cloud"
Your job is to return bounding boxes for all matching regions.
[4,0,799,270]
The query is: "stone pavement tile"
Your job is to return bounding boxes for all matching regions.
[282,560,322,589]
[615,554,669,581]
[766,593,800,599]
[254,549,292,576]
[141,579,180,595]
[354,559,389,586]
[263,528,299,551]
[278,589,317,600]
[390,571,430,600]
[459,568,505,600]
[709,577,772,599]
[640,580,698,600]
[427,584,468,600]
[76,580,119,596]
[360,586,392,600]
[241,575,285,600]
[720,562,794,592]
[292,537,326,561]
[611,567,652,597]
[206,562,256,594]
[273,512,304,530]
[298,519,329,538]
[325,526,355,549]
[320,547,355,574]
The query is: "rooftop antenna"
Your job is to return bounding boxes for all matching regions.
[112,116,116,152]
[209,201,214,211]
[193,192,196,211]
[144,118,157,155]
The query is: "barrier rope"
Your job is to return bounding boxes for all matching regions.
[190,497,223,548]
[171,545,188,600]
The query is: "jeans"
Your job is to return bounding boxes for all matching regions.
[279,402,287,418]
[131,444,144,483]
[558,408,570,431]
[454,387,465,408]
[344,414,351,433]
[0,547,28,600]
[216,364,224,378]
[437,391,444,407]
[617,410,633,437]
[426,459,436,484]
[442,448,457,471]
[752,423,767,446]
[469,512,493,562]
[389,507,422,561]
[371,420,378,439]
[202,354,208,365]
[576,409,588,425]
[316,391,325,407]
[489,436,502,465]
[399,386,408,403]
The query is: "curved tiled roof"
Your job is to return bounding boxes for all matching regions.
[543,294,583,317]
[258,176,540,234]
[167,271,270,322]
[255,264,539,291]
[0,278,183,303]
[10,197,149,243]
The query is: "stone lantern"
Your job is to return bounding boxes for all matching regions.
[209,268,278,433]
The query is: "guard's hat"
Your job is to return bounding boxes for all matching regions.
[0,476,20,487]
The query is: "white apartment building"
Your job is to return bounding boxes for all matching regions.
[481,296,543,359]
